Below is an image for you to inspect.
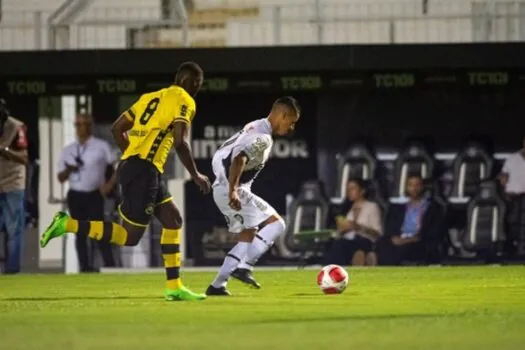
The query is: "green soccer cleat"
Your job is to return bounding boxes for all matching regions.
[164,286,207,301]
[40,211,69,248]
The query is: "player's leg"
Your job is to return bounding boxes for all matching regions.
[206,185,251,295]
[206,228,257,296]
[154,198,206,301]
[231,190,286,287]
[232,214,286,287]
[40,204,145,250]
[90,192,116,267]
[40,158,152,250]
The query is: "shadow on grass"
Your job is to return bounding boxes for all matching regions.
[0,296,157,301]
[291,293,324,297]
[251,313,461,324]
[291,292,361,297]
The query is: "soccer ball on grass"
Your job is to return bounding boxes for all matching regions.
[317,264,349,294]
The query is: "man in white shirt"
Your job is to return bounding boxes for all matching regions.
[500,136,525,196]
[57,113,117,272]
[206,97,300,296]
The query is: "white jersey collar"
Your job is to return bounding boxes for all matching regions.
[263,118,272,135]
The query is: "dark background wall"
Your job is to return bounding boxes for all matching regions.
[2,44,525,263]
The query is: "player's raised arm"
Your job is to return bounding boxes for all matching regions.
[173,121,198,177]
[111,112,134,153]
[173,121,210,194]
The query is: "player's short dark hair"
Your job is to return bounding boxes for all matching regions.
[273,96,301,116]
[176,61,203,81]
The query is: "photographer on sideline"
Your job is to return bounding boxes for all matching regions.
[57,113,117,272]
[0,98,28,274]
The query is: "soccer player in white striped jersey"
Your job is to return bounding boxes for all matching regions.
[206,96,301,296]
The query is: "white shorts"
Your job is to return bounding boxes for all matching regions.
[212,184,277,234]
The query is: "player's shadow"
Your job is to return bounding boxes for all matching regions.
[0,296,156,302]
[291,293,325,297]
[291,292,361,297]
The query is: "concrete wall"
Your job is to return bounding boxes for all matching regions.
[1,0,161,50]
[2,0,524,50]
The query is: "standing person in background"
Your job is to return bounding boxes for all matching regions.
[499,136,525,198]
[0,98,28,274]
[57,113,117,272]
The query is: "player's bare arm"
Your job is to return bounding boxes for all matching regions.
[111,114,133,153]
[172,121,211,194]
[228,153,248,211]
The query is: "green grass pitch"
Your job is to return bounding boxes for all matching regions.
[1,266,524,350]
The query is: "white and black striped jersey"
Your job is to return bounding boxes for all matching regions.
[212,118,273,188]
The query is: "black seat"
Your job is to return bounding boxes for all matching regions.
[463,180,506,253]
[363,179,388,218]
[335,144,377,199]
[450,143,493,200]
[505,194,525,256]
[393,143,434,197]
[423,179,448,214]
[284,180,331,254]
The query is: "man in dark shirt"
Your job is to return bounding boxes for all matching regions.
[380,174,444,265]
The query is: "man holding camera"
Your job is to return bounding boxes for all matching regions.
[57,113,116,272]
[0,98,28,274]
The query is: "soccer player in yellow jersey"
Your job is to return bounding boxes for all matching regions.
[40,62,212,301]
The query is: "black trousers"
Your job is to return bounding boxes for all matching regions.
[378,239,424,266]
[67,190,115,272]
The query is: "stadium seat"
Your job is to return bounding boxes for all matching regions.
[284,180,331,259]
[463,180,506,254]
[335,144,377,199]
[450,143,493,201]
[393,143,435,197]
[363,179,388,219]
[504,194,525,256]
[423,178,448,213]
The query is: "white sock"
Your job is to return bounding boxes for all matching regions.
[211,241,250,288]
[238,219,286,271]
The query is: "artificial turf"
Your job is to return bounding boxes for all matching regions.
[1,266,524,350]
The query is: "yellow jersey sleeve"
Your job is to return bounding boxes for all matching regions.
[172,92,196,125]
[122,96,143,122]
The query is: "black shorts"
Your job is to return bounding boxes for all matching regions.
[117,156,172,226]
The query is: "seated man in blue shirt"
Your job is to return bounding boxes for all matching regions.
[379,174,444,265]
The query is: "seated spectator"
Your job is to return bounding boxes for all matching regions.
[499,136,525,198]
[379,174,444,265]
[323,178,382,266]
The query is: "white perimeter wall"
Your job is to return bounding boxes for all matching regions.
[2,0,524,50]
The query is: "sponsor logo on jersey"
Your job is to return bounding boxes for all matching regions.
[233,214,244,224]
[145,204,154,215]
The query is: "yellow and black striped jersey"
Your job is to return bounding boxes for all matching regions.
[121,85,196,173]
